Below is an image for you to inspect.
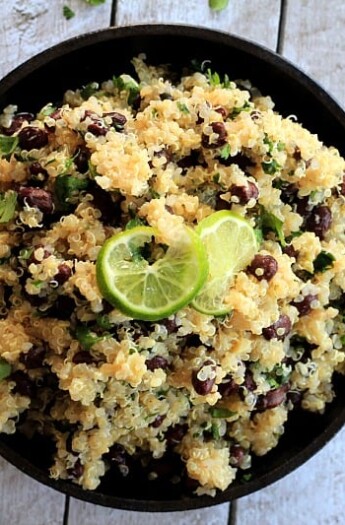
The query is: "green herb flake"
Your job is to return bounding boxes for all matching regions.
[211,422,221,440]
[261,158,281,175]
[176,101,190,114]
[241,473,252,483]
[84,0,106,5]
[210,407,237,418]
[125,217,145,230]
[40,103,57,116]
[19,247,34,260]
[258,206,286,247]
[313,251,335,273]
[0,135,19,157]
[80,82,99,100]
[96,315,113,330]
[55,175,89,211]
[0,191,17,223]
[75,325,110,351]
[229,101,251,119]
[63,5,75,20]
[340,335,345,346]
[209,0,229,11]
[206,68,221,87]
[219,143,231,160]
[113,74,140,107]
[0,358,11,381]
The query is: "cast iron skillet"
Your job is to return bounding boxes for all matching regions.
[0,25,344,512]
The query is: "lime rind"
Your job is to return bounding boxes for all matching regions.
[192,210,258,316]
[96,226,208,321]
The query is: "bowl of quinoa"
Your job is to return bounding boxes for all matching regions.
[0,25,345,511]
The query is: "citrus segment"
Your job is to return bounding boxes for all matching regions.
[192,210,258,315]
[96,226,208,321]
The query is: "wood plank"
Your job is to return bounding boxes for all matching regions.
[0,456,65,525]
[115,0,281,51]
[281,0,345,107]
[0,0,113,80]
[235,426,345,525]
[68,501,230,525]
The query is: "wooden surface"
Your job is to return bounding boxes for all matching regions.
[0,1,344,524]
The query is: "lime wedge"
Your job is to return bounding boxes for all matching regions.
[96,226,208,321]
[192,210,258,316]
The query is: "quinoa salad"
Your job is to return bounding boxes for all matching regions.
[0,57,345,497]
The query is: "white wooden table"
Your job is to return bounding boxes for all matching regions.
[0,1,344,524]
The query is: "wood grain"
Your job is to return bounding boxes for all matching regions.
[235,426,345,525]
[0,456,65,525]
[0,0,112,80]
[115,0,281,50]
[282,0,345,107]
[68,501,230,525]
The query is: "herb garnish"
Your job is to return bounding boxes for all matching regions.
[313,251,335,273]
[0,135,19,157]
[209,0,229,11]
[0,191,17,223]
[63,5,75,19]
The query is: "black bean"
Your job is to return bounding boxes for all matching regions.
[87,121,109,136]
[295,196,311,218]
[338,174,345,197]
[218,376,239,397]
[243,369,257,392]
[177,149,201,173]
[291,294,318,316]
[0,112,34,136]
[150,415,166,428]
[108,444,127,465]
[103,111,127,131]
[247,254,278,281]
[215,193,230,211]
[230,445,245,467]
[262,314,292,341]
[29,162,48,178]
[161,317,178,333]
[74,146,90,174]
[230,182,259,205]
[217,151,254,171]
[256,383,289,411]
[214,106,228,119]
[20,346,45,369]
[279,183,298,205]
[283,244,299,259]
[165,424,188,447]
[287,390,303,407]
[146,356,169,371]
[67,459,84,479]
[11,371,35,397]
[46,295,76,320]
[304,205,332,240]
[18,126,48,150]
[293,147,302,161]
[18,186,53,214]
[160,93,173,101]
[72,351,94,365]
[54,263,72,285]
[250,110,261,121]
[202,121,227,149]
[192,360,216,395]
[88,185,123,225]
[27,245,51,265]
[182,334,203,348]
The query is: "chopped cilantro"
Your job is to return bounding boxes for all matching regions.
[261,158,281,175]
[254,227,264,246]
[209,0,229,10]
[241,473,252,482]
[207,68,221,87]
[55,175,89,211]
[340,335,345,346]
[63,5,75,19]
[75,325,110,351]
[265,364,290,389]
[80,82,99,100]
[113,74,140,106]
[258,206,286,247]
[0,135,19,157]
[176,101,190,114]
[211,422,221,440]
[313,251,335,273]
[40,103,57,116]
[213,173,221,184]
[229,101,251,119]
[125,217,145,230]
[19,247,34,260]
[96,315,113,330]
[84,0,106,4]
[210,407,236,418]
[0,191,17,223]
[0,358,11,381]
[219,143,231,160]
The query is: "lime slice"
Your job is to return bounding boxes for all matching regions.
[192,210,258,316]
[96,225,208,321]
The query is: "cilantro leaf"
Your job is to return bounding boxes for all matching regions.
[0,358,11,381]
[125,217,145,230]
[63,5,75,19]
[176,101,190,114]
[75,325,110,351]
[84,0,106,5]
[0,191,17,223]
[313,251,335,273]
[258,206,286,246]
[229,101,251,119]
[261,158,281,175]
[55,175,89,211]
[219,143,231,160]
[0,135,19,157]
[113,74,140,106]
[80,82,99,100]
[209,0,229,11]
[209,407,237,418]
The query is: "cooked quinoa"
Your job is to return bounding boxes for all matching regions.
[0,57,345,497]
